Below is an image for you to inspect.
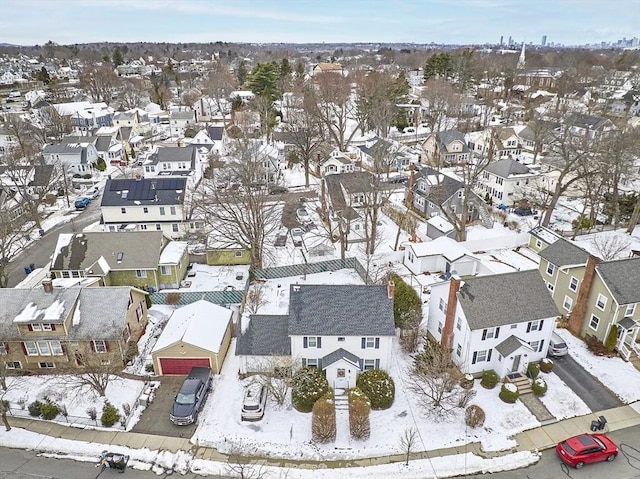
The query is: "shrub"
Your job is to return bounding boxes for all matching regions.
[94,157,107,171]
[72,173,81,178]
[532,378,548,397]
[39,398,61,420]
[28,400,43,417]
[480,370,499,389]
[604,324,618,352]
[465,405,485,428]
[585,335,616,357]
[356,369,395,410]
[527,362,540,379]
[86,407,98,422]
[390,273,421,329]
[82,173,92,179]
[349,388,371,440]
[101,401,120,427]
[540,358,554,373]
[144,363,155,373]
[311,398,336,443]
[499,383,520,404]
[145,293,152,309]
[460,373,474,389]
[457,388,477,408]
[291,367,330,413]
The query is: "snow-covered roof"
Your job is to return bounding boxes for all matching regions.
[152,300,232,353]
[426,216,455,233]
[159,241,188,265]
[406,237,476,262]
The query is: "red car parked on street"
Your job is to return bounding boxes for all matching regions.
[556,433,618,469]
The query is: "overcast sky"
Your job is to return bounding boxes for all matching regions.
[0,0,638,46]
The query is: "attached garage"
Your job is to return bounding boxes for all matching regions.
[158,358,211,375]
[151,300,234,375]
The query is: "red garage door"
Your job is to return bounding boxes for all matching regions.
[159,358,211,375]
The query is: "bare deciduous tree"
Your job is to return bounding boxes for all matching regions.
[590,234,631,261]
[80,64,121,104]
[246,281,269,314]
[408,339,464,418]
[203,61,237,127]
[56,350,123,397]
[118,78,149,110]
[224,441,269,479]
[420,78,461,133]
[399,427,420,466]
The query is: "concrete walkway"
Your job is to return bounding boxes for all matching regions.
[7,401,640,470]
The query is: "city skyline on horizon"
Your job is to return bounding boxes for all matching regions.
[0,0,638,48]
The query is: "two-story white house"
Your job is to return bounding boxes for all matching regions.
[143,146,196,177]
[236,284,396,390]
[100,177,188,239]
[313,149,357,177]
[475,158,539,206]
[42,141,99,175]
[427,270,560,378]
[169,110,196,138]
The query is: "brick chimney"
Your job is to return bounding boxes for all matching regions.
[387,280,395,300]
[568,255,600,336]
[42,278,54,294]
[441,277,460,350]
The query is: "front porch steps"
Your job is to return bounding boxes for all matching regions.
[334,391,349,411]
[508,373,556,424]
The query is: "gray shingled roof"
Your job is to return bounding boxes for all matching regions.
[324,172,376,216]
[101,177,186,207]
[596,257,640,305]
[207,126,224,141]
[42,144,85,155]
[538,238,591,267]
[457,270,560,330]
[565,113,609,130]
[618,316,638,331]
[148,146,196,166]
[0,287,140,341]
[235,315,291,356]
[170,111,195,120]
[51,231,164,272]
[288,284,395,336]
[95,136,113,152]
[413,167,464,206]
[496,335,533,357]
[321,348,361,368]
[484,159,531,178]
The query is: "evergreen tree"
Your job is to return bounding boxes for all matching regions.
[36,66,51,85]
[280,58,292,78]
[237,60,248,86]
[112,46,125,67]
[247,62,280,100]
[423,53,453,81]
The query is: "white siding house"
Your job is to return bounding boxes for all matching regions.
[428,270,559,377]
[403,237,481,276]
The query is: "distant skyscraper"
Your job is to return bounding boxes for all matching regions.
[508,36,513,46]
[541,35,547,47]
[500,35,504,46]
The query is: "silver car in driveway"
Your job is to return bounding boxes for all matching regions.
[290,227,304,247]
[241,383,267,421]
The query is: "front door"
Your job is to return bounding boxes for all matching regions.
[511,355,521,373]
[334,368,349,390]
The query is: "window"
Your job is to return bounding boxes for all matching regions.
[596,294,607,311]
[170,206,176,215]
[437,322,443,334]
[563,296,573,312]
[569,276,579,292]
[456,344,462,357]
[338,337,345,342]
[156,224,162,231]
[363,359,376,371]
[473,349,491,364]
[160,265,170,275]
[535,239,542,248]
[37,341,51,355]
[527,320,542,332]
[365,337,376,348]
[511,324,518,329]
[589,315,600,331]
[483,328,496,339]
[172,224,179,233]
[121,207,126,214]
[307,336,318,348]
[140,224,147,230]
[143,207,148,214]
[305,358,318,368]
[61,271,70,278]
[31,323,42,331]
[135,269,147,278]
[71,271,81,278]
[24,341,38,356]
[530,340,540,351]
[625,304,636,317]
[160,207,166,216]
[546,263,555,275]
[547,282,555,293]
[439,298,447,314]
[39,362,55,369]
[456,317,462,331]
[42,324,53,331]
[50,341,63,356]
[93,340,108,353]
[5,361,21,369]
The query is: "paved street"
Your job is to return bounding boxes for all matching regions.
[5,199,102,288]
[552,354,623,412]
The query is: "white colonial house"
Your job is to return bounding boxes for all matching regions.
[169,110,196,138]
[427,270,560,377]
[42,141,99,175]
[236,284,396,390]
[100,176,188,239]
[475,158,539,206]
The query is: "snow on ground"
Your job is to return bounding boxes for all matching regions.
[538,371,591,418]
[555,328,640,403]
[571,227,640,260]
[162,263,251,293]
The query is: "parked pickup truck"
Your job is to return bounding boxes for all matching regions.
[170,366,212,425]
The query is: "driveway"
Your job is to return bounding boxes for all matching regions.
[131,376,198,438]
[552,354,623,412]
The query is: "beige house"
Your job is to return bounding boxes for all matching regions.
[151,300,234,375]
[538,239,640,365]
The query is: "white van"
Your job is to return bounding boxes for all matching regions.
[549,332,568,357]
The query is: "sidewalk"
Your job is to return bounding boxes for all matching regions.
[7,401,640,470]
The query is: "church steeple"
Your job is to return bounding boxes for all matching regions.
[517,41,526,69]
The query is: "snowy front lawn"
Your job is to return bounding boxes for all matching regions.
[192,338,554,460]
